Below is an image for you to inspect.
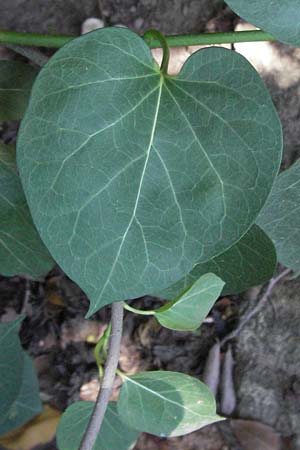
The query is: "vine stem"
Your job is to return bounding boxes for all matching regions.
[79,302,124,450]
[220,268,291,346]
[0,29,276,49]
[4,44,49,66]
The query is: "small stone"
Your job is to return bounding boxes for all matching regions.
[81,17,104,35]
[80,379,99,402]
[134,17,144,30]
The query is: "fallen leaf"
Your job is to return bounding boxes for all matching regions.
[47,292,64,307]
[202,342,221,396]
[60,319,103,349]
[0,405,61,450]
[220,345,236,416]
[231,419,282,450]
[80,379,100,402]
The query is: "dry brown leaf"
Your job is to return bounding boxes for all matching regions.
[80,379,100,402]
[202,342,221,396]
[220,345,236,416]
[231,419,282,450]
[60,319,103,349]
[0,405,61,450]
[137,317,158,348]
[47,292,64,306]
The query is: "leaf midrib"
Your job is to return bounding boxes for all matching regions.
[93,75,164,311]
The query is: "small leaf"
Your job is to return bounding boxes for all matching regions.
[225,0,300,47]
[17,27,282,315]
[0,60,38,120]
[57,401,139,450]
[0,317,24,417]
[157,225,276,299]
[257,161,300,272]
[117,371,223,437]
[0,144,54,277]
[0,353,42,436]
[155,273,224,331]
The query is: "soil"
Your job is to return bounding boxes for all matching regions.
[1,2,300,450]
[0,0,231,35]
[235,277,300,449]
[0,1,100,36]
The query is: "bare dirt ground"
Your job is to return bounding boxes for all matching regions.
[0,1,300,449]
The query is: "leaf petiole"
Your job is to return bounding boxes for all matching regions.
[115,368,127,381]
[122,302,156,316]
[143,29,170,75]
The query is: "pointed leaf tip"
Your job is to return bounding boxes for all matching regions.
[117,371,224,437]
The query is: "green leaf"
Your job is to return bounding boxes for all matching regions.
[56,401,139,450]
[117,371,223,437]
[157,225,277,299]
[0,144,54,277]
[225,0,300,47]
[0,317,24,417]
[17,27,282,315]
[155,273,224,331]
[257,161,300,271]
[0,60,38,120]
[0,353,42,436]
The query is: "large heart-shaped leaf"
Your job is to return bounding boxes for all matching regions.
[0,60,38,120]
[157,225,277,299]
[117,371,223,437]
[17,27,282,315]
[0,144,54,277]
[56,401,139,450]
[0,317,24,417]
[0,353,42,436]
[257,161,300,271]
[225,0,300,47]
[155,273,224,331]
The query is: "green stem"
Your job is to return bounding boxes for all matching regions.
[116,368,126,380]
[150,30,276,47]
[0,30,73,48]
[143,30,169,74]
[0,29,276,49]
[94,323,112,378]
[123,301,155,316]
